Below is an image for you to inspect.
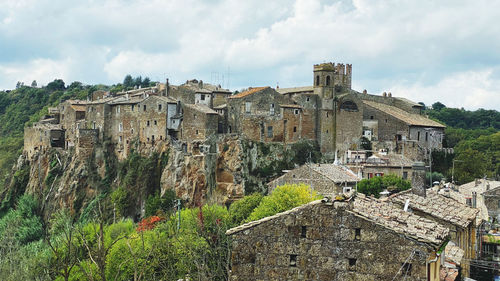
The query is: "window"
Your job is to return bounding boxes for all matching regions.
[326,75,331,86]
[397,134,402,141]
[143,105,147,111]
[116,106,120,114]
[315,75,320,86]
[354,228,361,241]
[147,121,150,126]
[131,105,135,111]
[92,122,96,129]
[270,103,275,115]
[293,126,297,132]
[195,130,199,135]
[194,114,197,119]
[158,104,162,111]
[289,255,297,267]
[375,173,384,177]
[152,135,155,141]
[403,171,408,179]
[425,132,428,141]
[385,119,388,123]
[417,131,420,141]
[368,173,373,179]
[306,97,310,102]
[118,123,123,132]
[154,120,157,125]
[119,136,122,143]
[200,94,205,101]
[160,135,162,140]
[301,226,307,238]
[401,263,412,276]
[326,112,329,118]
[294,109,299,115]
[267,126,273,138]
[348,258,357,271]
[497,200,500,209]
[370,115,374,120]
[340,101,358,112]
[245,102,251,113]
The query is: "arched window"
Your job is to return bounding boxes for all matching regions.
[340,101,358,112]
[326,76,331,86]
[315,75,320,86]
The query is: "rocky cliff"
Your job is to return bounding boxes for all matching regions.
[1,134,317,221]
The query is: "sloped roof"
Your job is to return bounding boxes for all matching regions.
[70,104,86,112]
[183,103,218,115]
[363,100,445,128]
[108,96,144,105]
[389,190,478,228]
[228,87,269,99]
[227,195,449,247]
[365,153,413,167]
[276,86,313,95]
[352,194,449,246]
[309,163,360,183]
[86,96,120,105]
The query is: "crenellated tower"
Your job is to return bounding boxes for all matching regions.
[313,62,352,99]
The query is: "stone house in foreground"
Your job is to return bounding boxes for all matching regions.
[227,194,449,281]
[268,163,360,196]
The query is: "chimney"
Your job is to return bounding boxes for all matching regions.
[166,78,169,97]
[388,92,392,97]
[363,89,367,94]
[475,179,480,186]
[383,92,387,97]
[472,191,477,208]
[412,162,426,197]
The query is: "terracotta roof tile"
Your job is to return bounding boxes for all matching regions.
[228,87,268,99]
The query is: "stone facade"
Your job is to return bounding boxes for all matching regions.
[268,164,359,196]
[227,197,447,281]
[227,87,308,144]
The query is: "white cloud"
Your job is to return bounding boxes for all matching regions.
[389,69,500,110]
[0,58,72,88]
[0,0,499,110]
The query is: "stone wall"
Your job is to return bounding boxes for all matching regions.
[229,201,433,281]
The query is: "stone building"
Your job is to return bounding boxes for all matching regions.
[58,99,87,148]
[227,195,449,281]
[24,122,64,158]
[268,163,359,196]
[227,87,309,144]
[346,152,414,180]
[447,179,500,222]
[180,103,219,153]
[389,188,478,277]
[362,100,445,160]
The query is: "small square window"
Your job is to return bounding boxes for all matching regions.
[349,258,356,266]
[370,116,374,120]
[201,94,205,101]
[147,121,150,126]
[158,104,162,111]
[154,120,157,125]
[293,126,297,132]
[301,226,307,238]
[294,109,299,115]
[289,255,297,267]
[355,228,361,241]
[306,97,310,102]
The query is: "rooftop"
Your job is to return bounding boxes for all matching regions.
[184,103,219,115]
[365,153,413,167]
[352,194,449,246]
[70,104,86,112]
[276,86,313,95]
[309,163,360,183]
[363,100,445,128]
[227,195,449,247]
[389,189,478,228]
[228,87,268,99]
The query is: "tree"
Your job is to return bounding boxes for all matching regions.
[45,209,81,281]
[454,148,487,184]
[432,102,446,111]
[228,193,263,226]
[246,184,320,222]
[123,75,133,88]
[357,174,411,198]
[31,80,37,87]
[46,79,65,91]
[141,77,151,88]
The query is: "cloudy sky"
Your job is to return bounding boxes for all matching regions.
[1,0,499,110]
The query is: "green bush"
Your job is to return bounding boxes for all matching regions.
[357,174,411,198]
[228,193,263,226]
[246,184,320,222]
